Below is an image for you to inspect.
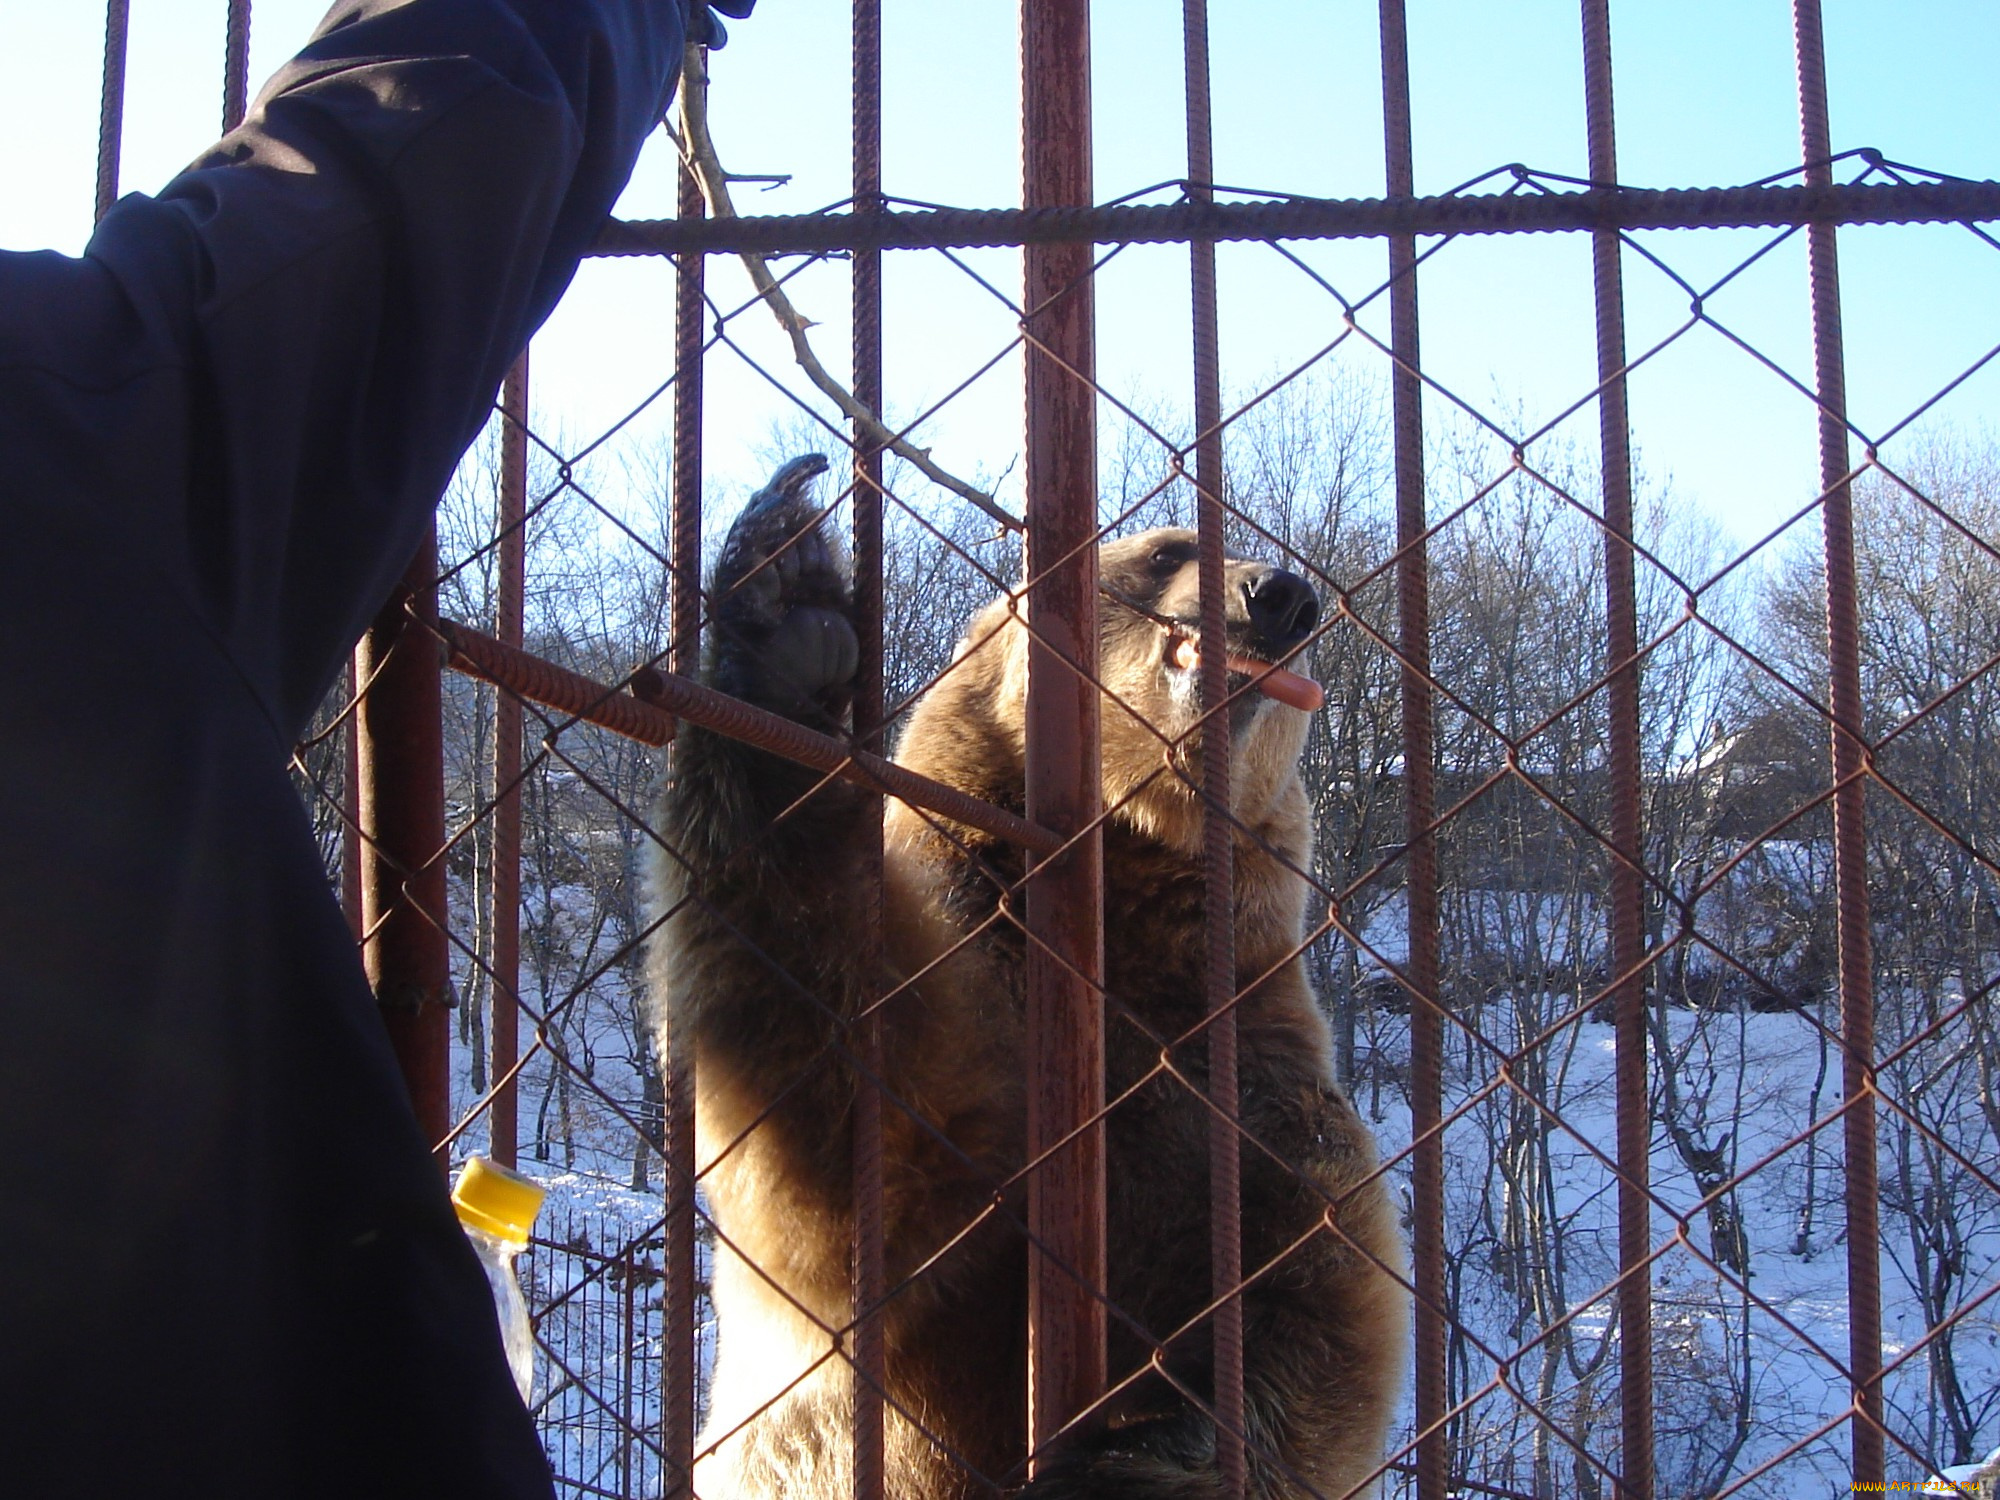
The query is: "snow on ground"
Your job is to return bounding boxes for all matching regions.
[1358,997,2000,1496]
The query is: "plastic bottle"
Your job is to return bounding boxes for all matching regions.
[450,1156,548,1403]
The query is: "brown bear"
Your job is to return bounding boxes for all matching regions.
[647,455,1407,1500]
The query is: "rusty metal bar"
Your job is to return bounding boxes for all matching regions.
[850,4,888,1498]
[222,0,252,134]
[1793,1,1882,1483]
[622,1243,639,1496]
[1580,6,1654,1496]
[1379,5,1447,1497]
[1182,3,1243,1495]
[437,616,1060,840]
[94,0,129,223]
[439,620,676,747]
[627,665,1062,855]
[1021,0,1107,1471]
[356,537,453,1158]
[489,353,529,1170]
[659,134,707,1500]
[594,177,2000,259]
[342,658,362,941]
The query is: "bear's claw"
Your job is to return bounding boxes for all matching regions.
[710,453,858,726]
[744,452,832,515]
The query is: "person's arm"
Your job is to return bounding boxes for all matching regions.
[20,0,693,737]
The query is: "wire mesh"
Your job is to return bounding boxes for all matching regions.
[73,1,2000,1496]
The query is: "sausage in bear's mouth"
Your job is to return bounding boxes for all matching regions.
[1168,635,1325,714]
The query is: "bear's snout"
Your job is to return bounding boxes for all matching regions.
[1242,568,1320,656]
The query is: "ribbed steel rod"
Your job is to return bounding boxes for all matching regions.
[1022,0,1108,1473]
[1793,0,1883,1484]
[94,0,129,223]
[1379,4,1447,1496]
[1182,3,1244,1496]
[222,0,252,133]
[438,620,676,746]
[1580,5,1654,1496]
[663,133,707,1500]
[434,622,1065,854]
[593,177,2000,259]
[627,666,1065,855]
[489,353,529,1170]
[342,659,362,940]
[850,3,888,1497]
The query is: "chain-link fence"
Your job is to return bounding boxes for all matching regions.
[78,1,2000,1496]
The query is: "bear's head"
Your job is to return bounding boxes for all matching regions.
[1094,528,1322,848]
[898,528,1324,858]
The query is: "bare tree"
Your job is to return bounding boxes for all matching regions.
[1753,437,2000,1471]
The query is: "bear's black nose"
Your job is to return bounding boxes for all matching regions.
[1243,568,1320,654]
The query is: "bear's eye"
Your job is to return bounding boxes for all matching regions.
[1148,542,1196,575]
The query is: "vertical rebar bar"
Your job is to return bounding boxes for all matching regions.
[1181,4,1244,1495]
[1579,6,1655,1496]
[343,657,364,942]
[95,0,130,223]
[623,1242,639,1497]
[1378,5,1447,1497]
[661,113,708,1500]
[223,0,252,134]
[356,535,453,1158]
[850,5,888,1498]
[491,352,529,1170]
[1792,1,1882,1483]
[1021,0,1107,1470]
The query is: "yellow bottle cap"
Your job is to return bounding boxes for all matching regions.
[451,1157,546,1245]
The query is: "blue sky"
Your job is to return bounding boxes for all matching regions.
[3,1,1996,557]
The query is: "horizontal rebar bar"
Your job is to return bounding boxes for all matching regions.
[435,621,1061,855]
[627,662,1062,855]
[595,176,2000,259]
[435,619,679,747]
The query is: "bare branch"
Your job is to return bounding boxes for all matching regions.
[678,46,1019,531]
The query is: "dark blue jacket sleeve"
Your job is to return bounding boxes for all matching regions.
[0,4,688,1495]
[6,0,686,738]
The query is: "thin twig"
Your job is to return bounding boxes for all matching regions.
[679,45,1019,531]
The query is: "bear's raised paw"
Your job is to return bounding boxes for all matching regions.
[709,453,858,728]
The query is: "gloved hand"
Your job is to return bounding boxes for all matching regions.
[688,0,756,48]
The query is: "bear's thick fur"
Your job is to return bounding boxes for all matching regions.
[648,456,1406,1500]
